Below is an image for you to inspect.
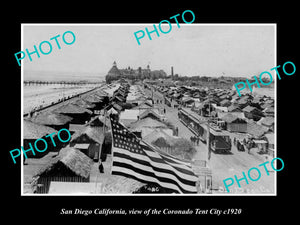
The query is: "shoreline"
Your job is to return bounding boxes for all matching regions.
[23,84,99,115]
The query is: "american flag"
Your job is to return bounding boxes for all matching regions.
[110,115,198,193]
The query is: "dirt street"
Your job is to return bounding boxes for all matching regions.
[143,86,275,194]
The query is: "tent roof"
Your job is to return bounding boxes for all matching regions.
[139,109,161,120]
[132,102,152,109]
[23,119,57,139]
[74,99,96,109]
[83,95,104,103]
[247,121,269,137]
[120,109,140,121]
[227,104,242,112]
[129,118,167,130]
[34,147,93,179]
[53,103,93,115]
[220,99,230,104]
[258,116,274,126]
[243,105,260,113]
[71,126,105,144]
[30,112,72,126]
[263,107,275,113]
[221,113,247,123]
[94,89,108,97]
[107,107,118,115]
[221,113,241,123]
[144,129,178,147]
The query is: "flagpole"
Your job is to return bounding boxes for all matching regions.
[109,112,116,175]
[205,95,212,194]
[99,108,106,163]
[95,108,107,192]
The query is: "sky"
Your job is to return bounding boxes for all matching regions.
[22,24,275,79]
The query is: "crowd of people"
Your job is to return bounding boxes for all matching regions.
[233,137,255,154]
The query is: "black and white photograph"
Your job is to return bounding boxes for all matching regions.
[21,24,276,195]
[3,4,297,221]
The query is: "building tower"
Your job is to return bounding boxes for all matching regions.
[107,61,121,77]
[105,61,122,83]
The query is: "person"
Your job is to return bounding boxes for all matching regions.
[233,137,236,146]
[191,136,195,145]
[243,138,246,146]
[98,161,104,173]
[236,140,241,151]
[196,137,200,146]
[246,141,251,154]
[240,143,245,152]
[164,108,166,114]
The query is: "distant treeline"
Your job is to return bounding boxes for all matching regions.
[24,80,103,86]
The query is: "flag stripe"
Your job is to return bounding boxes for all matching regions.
[110,116,198,194]
[120,145,196,176]
[112,162,196,193]
[113,151,197,187]
[160,154,192,167]
[113,147,197,181]
[112,159,196,193]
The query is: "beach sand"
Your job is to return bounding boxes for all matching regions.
[23,84,98,114]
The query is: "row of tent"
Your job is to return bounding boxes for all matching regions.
[23,84,124,193]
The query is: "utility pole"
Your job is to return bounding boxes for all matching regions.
[207,95,211,164]
[205,94,212,194]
